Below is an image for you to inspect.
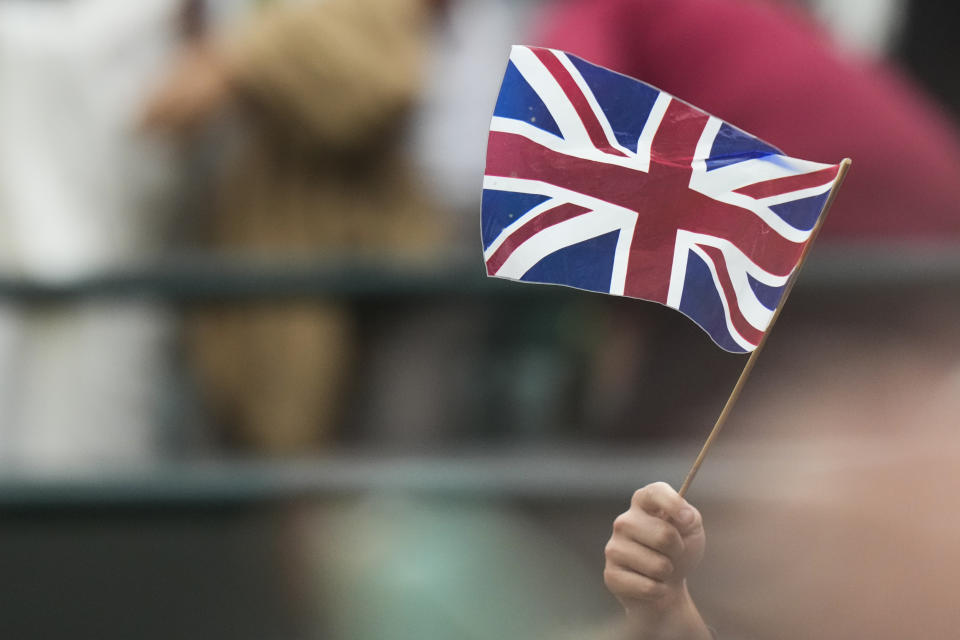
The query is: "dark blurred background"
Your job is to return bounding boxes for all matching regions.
[0,0,959,638]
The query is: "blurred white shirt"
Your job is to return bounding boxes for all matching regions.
[0,0,185,468]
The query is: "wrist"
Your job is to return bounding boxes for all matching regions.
[624,582,712,640]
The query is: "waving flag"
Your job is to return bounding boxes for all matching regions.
[482,46,843,353]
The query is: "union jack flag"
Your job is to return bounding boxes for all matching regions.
[482,46,843,353]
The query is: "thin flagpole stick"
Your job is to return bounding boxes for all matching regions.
[678,158,852,497]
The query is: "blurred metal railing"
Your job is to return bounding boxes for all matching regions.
[0,244,957,302]
[0,242,956,508]
[0,434,902,509]
[0,448,688,509]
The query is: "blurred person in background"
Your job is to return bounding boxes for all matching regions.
[685,288,960,640]
[597,295,960,640]
[296,491,615,640]
[585,291,960,640]
[0,0,187,467]
[144,0,456,453]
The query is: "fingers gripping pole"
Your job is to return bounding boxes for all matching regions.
[678,158,852,498]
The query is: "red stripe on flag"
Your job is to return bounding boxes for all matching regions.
[486,202,592,275]
[734,166,840,199]
[698,245,765,347]
[529,48,629,158]
[485,130,806,279]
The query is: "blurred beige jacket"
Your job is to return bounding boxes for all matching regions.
[191,0,443,452]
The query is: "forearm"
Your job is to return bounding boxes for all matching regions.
[619,583,712,640]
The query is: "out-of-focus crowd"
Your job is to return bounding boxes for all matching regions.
[1,1,960,638]
[0,0,526,464]
[0,0,957,465]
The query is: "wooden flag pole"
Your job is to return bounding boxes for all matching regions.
[678,158,852,498]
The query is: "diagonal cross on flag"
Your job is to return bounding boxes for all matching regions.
[482,45,844,353]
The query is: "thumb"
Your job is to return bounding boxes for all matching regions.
[672,503,703,537]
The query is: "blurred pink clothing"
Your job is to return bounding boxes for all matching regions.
[536,0,960,240]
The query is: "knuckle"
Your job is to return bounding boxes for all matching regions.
[649,556,674,581]
[653,525,681,554]
[648,481,672,494]
[612,513,630,534]
[651,525,673,549]
[648,482,677,504]
[687,506,703,525]
[603,540,618,560]
[631,488,646,506]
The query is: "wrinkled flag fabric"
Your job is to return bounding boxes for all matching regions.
[482,45,842,353]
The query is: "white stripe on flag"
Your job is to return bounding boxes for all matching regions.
[494,208,634,283]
